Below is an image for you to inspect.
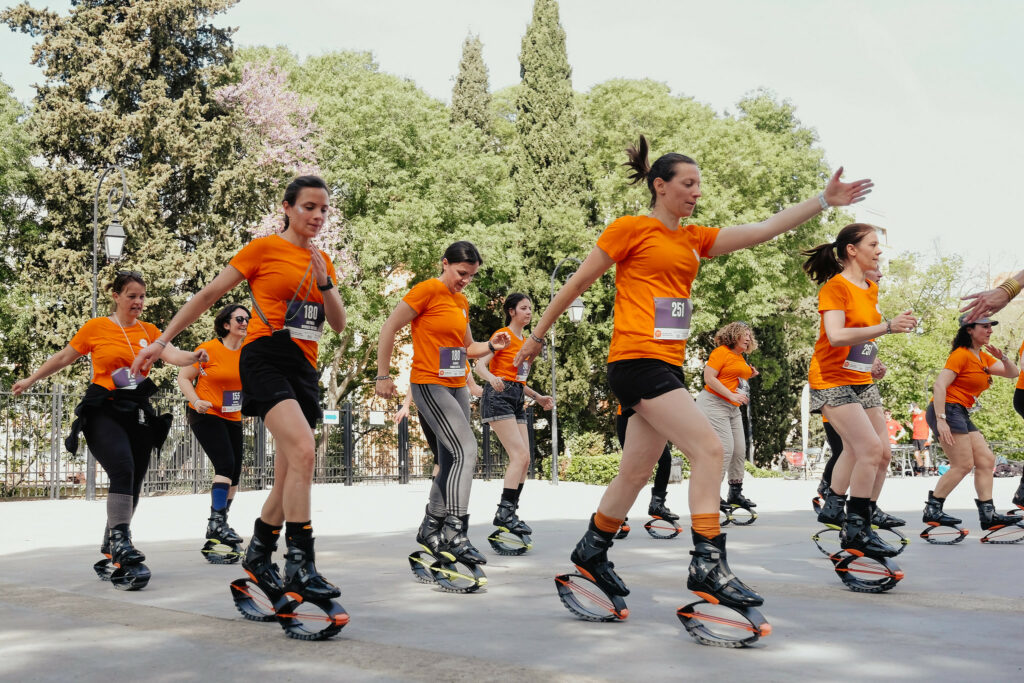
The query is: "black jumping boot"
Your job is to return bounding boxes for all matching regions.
[1013,482,1024,510]
[570,515,629,596]
[416,508,446,556]
[841,511,898,557]
[494,500,533,535]
[207,508,244,545]
[438,515,487,565]
[282,536,341,601]
[870,502,906,529]
[686,530,763,608]
[976,498,1020,530]
[727,482,756,508]
[648,489,679,521]
[242,534,283,593]
[817,491,848,526]
[108,524,145,566]
[922,490,962,526]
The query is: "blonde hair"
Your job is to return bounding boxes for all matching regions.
[714,321,757,352]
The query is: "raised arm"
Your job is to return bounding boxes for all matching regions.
[11,345,84,395]
[131,265,245,374]
[960,269,1024,323]
[708,167,873,257]
[985,344,1020,379]
[310,247,346,333]
[514,245,615,366]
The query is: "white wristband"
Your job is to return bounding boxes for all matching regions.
[817,192,829,211]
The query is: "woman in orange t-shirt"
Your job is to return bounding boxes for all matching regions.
[516,134,872,609]
[924,314,1019,530]
[695,322,759,508]
[13,271,202,583]
[376,241,510,569]
[133,175,347,605]
[177,303,249,561]
[802,223,917,557]
[474,293,554,540]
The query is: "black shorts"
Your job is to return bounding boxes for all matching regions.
[912,438,927,450]
[481,381,526,423]
[607,358,686,410]
[926,402,978,435]
[239,330,321,428]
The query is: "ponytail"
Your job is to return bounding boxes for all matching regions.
[623,135,697,208]
[802,222,878,285]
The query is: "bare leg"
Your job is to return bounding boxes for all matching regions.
[260,399,315,524]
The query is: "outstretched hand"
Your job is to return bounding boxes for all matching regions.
[489,331,511,351]
[960,287,1010,323]
[131,343,164,376]
[514,335,543,367]
[823,167,874,207]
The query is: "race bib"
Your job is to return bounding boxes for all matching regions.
[285,301,325,341]
[221,390,242,413]
[111,367,139,390]
[653,298,691,340]
[516,360,531,382]
[439,347,466,378]
[843,341,878,373]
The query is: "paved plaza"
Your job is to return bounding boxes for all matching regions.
[2,476,1023,682]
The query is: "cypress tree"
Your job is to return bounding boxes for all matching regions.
[450,34,491,131]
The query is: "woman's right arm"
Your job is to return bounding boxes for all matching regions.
[11,345,85,395]
[474,352,504,392]
[132,265,245,374]
[822,309,917,347]
[932,368,956,446]
[703,365,746,405]
[375,301,418,398]
[176,365,211,412]
[514,245,614,366]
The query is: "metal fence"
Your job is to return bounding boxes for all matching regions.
[0,387,536,501]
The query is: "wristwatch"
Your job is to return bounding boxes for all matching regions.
[937,413,947,420]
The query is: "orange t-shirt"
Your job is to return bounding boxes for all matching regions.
[596,216,720,366]
[886,419,903,444]
[939,347,996,409]
[69,317,161,391]
[403,278,470,388]
[808,275,882,389]
[911,411,929,439]
[190,338,243,421]
[229,234,337,369]
[1016,339,1024,391]
[704,345,754,405]
[488,327,530,384]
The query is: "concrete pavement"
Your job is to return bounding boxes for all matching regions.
[2,476,1023,681]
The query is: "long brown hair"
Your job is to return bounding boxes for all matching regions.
[801,223,879,285]
[623,135,698,208]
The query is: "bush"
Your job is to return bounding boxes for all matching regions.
[565,453,623,486]
[745,460,782,478]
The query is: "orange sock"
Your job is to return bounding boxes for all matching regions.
[691,513,720,540]
[594,510,624,534]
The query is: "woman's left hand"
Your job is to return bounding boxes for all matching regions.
[822,166,874,207]
[490,331,511,351]
[310,247,329,287]
[749,366,759,378]
[515,335,542,367]
[984,344,1005,360]
[871,358,887,380]
[536,395,554,411]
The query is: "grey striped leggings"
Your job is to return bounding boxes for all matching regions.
[411,383,476,516]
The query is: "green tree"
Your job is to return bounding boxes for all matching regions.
[2,0,255,388]
[450,34,491,132]
[0,77,39,386]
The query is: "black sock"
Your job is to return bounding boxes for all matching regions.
[501,487,518,504]
[847,496,871,519]
[516,483,524,503]
[253,518,282,547]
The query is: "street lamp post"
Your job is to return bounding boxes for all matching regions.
[548,256,585,485]
[87,165,129,500]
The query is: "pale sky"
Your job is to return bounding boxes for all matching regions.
[2,0,1021,286]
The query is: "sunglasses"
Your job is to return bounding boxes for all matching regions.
[117,270,143,278]
[233,316,250,324]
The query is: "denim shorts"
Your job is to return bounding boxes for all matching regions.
[926,402,978,435]
[481,381,526,424]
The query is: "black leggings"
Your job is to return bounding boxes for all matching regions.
[81,408,154,506]
[615,412,672,495]
[1015,388,1024,421]
[822,421,844,484]
[188,409,244,486]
